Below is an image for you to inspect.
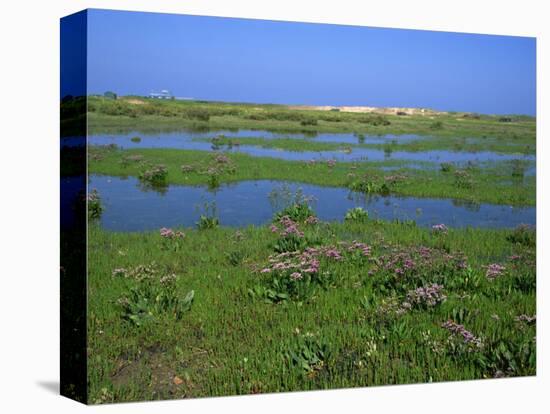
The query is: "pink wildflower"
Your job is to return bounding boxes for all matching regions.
[160,227,175,238]
[160,227,185,239]
[485,263,506,280]
[305,215,320,225]
[441,320,482,347]
[432,223,448,234]
[290,272,303,280]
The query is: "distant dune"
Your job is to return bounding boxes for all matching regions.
[287,104,444,116]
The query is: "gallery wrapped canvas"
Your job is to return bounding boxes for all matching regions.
[60,8,536,405]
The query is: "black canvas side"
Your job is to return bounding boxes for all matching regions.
[60,9,88,404]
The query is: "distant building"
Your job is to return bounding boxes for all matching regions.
[149,89,173,99]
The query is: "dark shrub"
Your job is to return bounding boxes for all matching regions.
[430,121,444,130]
[300,117,318,126]
[183,107,210,121]
[357,115,391,126]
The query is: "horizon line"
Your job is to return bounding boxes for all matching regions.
[84,92,537,117]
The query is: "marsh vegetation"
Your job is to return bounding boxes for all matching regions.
[82,97,536,403]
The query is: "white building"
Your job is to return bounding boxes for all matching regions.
[149,89,173,99]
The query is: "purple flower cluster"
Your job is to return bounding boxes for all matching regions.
[258,240,373,282]
[327,159,336,169]
[140,164,168,182]
[341,240,372,257]
[290,272,303,280]
[382,252,416,275]
[418,246,432,258]
[271,216,305,238]
[375,246,467,278]
[305,246,344,262]
[324,247,343,261]
[260,250,320,279]
[180,164,195,173]
[205,166,220,176]
[111,263,159,282]
[384,174,407,184]
[160,227,185,239]
[441,320,482,347]
[406,284,447,307]
[124,154,144,163]
[485,263,506,280]
[377,284,446,317]
[431,223,448,234]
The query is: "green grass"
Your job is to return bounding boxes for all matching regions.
[87,219,535,403]
[88,146,535,206]
[197,133,534,155]
[206,135,357,152]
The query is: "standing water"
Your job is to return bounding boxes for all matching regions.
[89,175,535,232]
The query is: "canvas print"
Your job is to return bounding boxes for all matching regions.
[60,9,536,404]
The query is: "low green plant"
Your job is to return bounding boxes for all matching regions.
[282,333,332,374]
[117,273,194,327]
[254,272,318,303]
[446,266,484,291]
[454,169,474,189]
[508,266,536,294]
[197,215,219,230]
[348,179,390,195]
[476,339,535,378]
[139,164,168,185]
[274,203,315,223]
[196,201,220,230]
[344,207,369,222]
[272,233,307,254]
[205,168,220,189]
[226,250,246,266]
[506,225,535,247]
[247,284,290,303]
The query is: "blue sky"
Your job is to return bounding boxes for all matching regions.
[85,9,536,115]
